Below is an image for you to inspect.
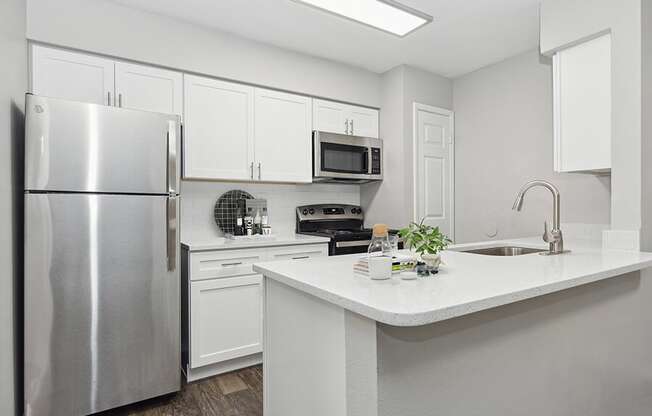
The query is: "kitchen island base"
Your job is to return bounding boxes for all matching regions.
[264,272,652,416]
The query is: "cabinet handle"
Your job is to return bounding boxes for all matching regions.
[250,162,254,179]
[345,119,349,135]
[292,255,310,260]
[350,119,354,134]
[222,261,243,267]
[118,93,123,108]
[107,91,112,106]
[258,162,261,180]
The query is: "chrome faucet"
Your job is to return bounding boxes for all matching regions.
[512,180,565,255]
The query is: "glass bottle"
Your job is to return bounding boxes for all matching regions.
[245,208,254,236]
[367,224,392,257]
[253,208,262,235]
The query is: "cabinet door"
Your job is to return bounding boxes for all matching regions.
[553,33,611,172]
[348,106,379,138]
[190,275,263,368]
[183,75,255,180]
[31,44,114,106]
[313,98,348,135]
[115,62,182,115]
[254,88,312,183]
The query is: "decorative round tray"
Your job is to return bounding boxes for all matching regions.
[214,190,254,234]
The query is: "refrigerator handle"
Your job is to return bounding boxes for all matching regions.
[167,196,177,271]
[167,120,178,194]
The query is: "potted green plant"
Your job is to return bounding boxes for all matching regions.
[398,220,452,269]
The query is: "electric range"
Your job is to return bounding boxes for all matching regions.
[296,204,402,255]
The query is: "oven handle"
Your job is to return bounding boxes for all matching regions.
[335,240,371,248]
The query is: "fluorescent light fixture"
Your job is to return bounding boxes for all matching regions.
[292,0,433,37]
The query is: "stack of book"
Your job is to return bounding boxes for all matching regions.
[353,254,417,276]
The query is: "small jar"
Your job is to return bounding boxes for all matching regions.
[367,224,392,257]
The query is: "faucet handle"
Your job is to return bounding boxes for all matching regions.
[543,221,562,243]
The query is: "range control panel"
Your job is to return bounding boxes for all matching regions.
[296,204,364,221]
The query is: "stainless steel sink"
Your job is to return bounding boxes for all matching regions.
[460,246,547,256]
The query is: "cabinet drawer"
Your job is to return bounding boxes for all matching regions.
[189,249,265,281]
[190,275,263,368]
[267,244,328,261]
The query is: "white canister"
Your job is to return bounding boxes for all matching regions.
[368,256,392,280]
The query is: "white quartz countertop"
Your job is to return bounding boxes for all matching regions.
[253,237,652,327]
[181,234,330,252]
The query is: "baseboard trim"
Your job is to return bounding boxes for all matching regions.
[184,353,262,382]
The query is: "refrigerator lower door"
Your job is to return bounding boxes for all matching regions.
[25,193,180,416]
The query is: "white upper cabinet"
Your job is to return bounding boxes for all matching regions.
[313,98,379,138]
[31,45,183,117]
[31,44,114,106]
[183,75,255,180]
[254,88,312,183]
[348,106,379,138]
[313,99,348,135]
[553,33,611,173]
[115,62,182,115]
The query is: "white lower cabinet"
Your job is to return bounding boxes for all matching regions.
[182,242,328,381]
[190,275,263,368]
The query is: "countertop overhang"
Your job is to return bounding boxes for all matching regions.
[253,238,652,326]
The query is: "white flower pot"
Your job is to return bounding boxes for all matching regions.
[420,253,441,270]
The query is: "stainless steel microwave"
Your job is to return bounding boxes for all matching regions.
[313,131,383,183]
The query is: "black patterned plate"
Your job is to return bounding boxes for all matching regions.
[214,190,254,234]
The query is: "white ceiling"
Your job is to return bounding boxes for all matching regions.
[112,0,541,78]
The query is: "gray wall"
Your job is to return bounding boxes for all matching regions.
[541,0,641,237]
[361,67,405,229]
[26,0,381,107]
[642,0,652,251]
[362,65,453,229]
[453,50,610,243]
[0,0,26,414]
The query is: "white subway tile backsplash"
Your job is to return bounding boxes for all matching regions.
[180,181,360,242]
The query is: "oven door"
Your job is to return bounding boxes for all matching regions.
[313,131,383,183]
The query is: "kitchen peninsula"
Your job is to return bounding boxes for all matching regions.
[253,238,652,416]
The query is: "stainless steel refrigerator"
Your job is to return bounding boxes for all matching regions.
[24,94,181,416]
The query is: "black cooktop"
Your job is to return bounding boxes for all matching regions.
[299,228,399,241]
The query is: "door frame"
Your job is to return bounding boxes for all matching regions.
[412,102,456,242]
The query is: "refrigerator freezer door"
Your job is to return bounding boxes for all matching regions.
[25,94,180,194]
[25,193,180,416]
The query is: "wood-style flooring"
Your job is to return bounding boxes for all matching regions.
[96,365,262,416]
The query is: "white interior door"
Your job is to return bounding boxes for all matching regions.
[31,44,114,106]
[414,103,454,240]
[115,62,183,115]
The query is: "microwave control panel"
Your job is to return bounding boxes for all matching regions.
[371,147,381,175]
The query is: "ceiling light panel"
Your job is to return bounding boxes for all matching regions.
[292,0,433,37]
